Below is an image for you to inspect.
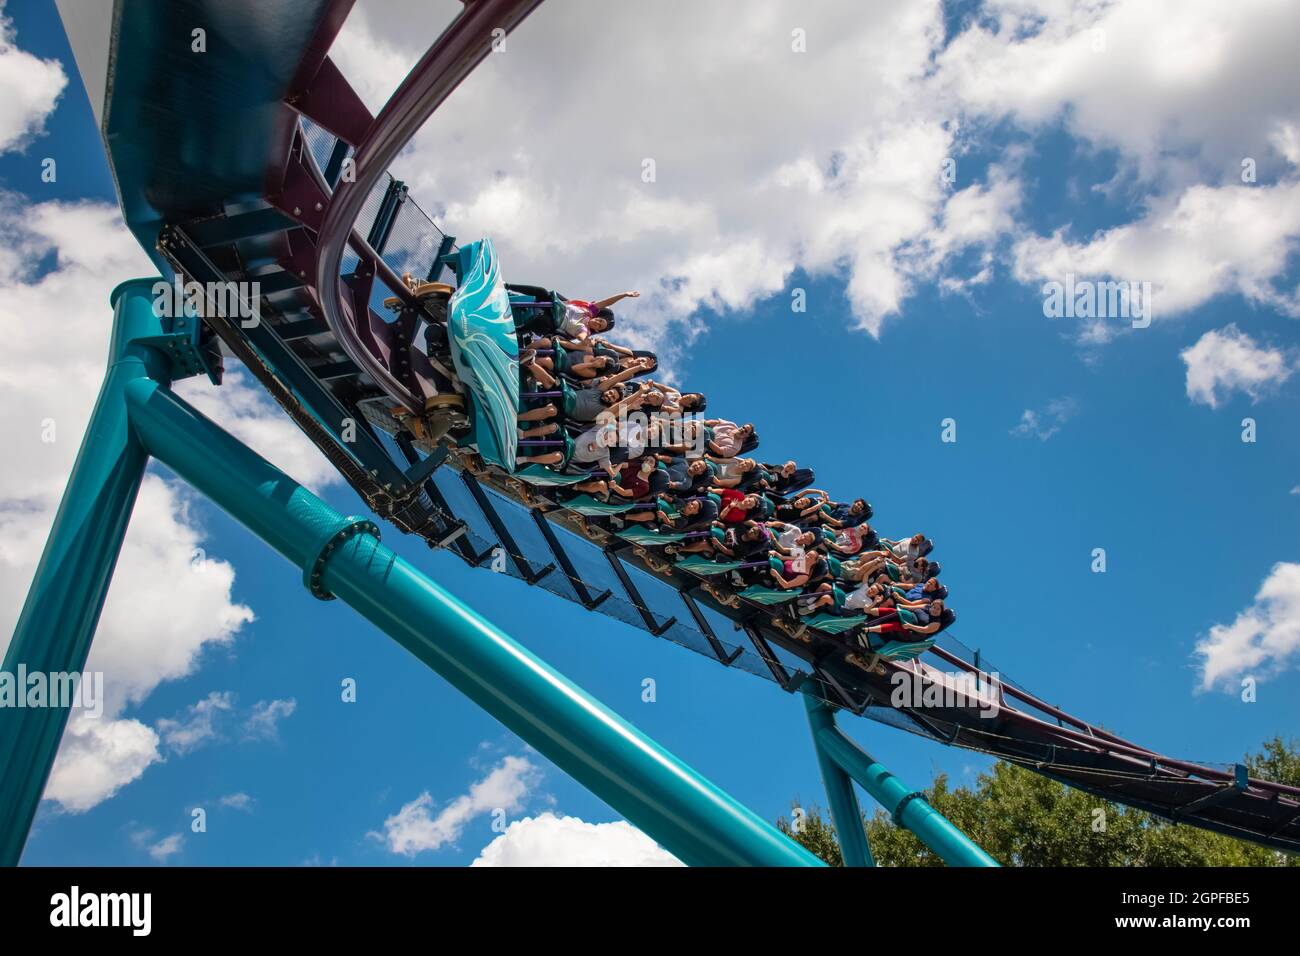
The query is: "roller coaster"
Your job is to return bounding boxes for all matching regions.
[2,0,1297,867]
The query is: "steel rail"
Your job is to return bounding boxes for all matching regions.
[297,128,430,326]
[313,0,545,412]
[920,644,1300,798]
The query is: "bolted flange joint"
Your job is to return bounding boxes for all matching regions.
[304,517,381,600]
[892,790,926,827]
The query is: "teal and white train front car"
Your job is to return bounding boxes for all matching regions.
[447,238,520,472]
[444,240,595,488]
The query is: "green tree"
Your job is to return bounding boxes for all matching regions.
[779,736,1299,867]
[776,801,843,867]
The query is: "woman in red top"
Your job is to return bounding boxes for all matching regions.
[718,489,759,524]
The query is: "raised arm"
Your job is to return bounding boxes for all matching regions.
[590,291,640,311]
[604,385,648,419]
[594,363,645,392]
[590,337,633,356]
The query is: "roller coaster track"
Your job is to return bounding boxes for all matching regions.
[100,0,1300,854]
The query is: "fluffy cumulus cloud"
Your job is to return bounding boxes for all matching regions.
[957,1,1300,332]
[146,832,183,863]
[1012,179,1300,327]
[1195,563,1300,692]
[472,812,682,867]
[0,3,66,153]
[335,0,1009,340]
[331,0,1300,349]
[937,0,1300,182]
[0,16,334,809]
[42,713,161,812]
[374,754,540,856]
[1180,324,1293,408]
[0,197,259,811]
[0,8,339,816]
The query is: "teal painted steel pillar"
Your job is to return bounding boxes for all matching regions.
[805,694,998,867]
[0,279,171,866]
[122,376,821,868]
[804,694,873,867]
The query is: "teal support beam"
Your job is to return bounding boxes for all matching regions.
[805,694,998,867]
[804,694,874,867]
[124,378,820,867]
[0,279,173,866]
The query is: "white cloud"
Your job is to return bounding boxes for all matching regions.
[927,163,1022,265]
[0,185,337,812]
[1195,562,1300,692]
[42,714,160,812]
[0,13,342,816]
[155,691,235,754]
[334,1,1006,340]
[1180,324,1292,408]
[472,812,682,867]
[155,694,297,754]
[951,2,1300,333]
[937,0,1300,183]
[85,478,257,712]
[241,698,297,743]
[374,754,540,856]
[1010,397,1077,440]
[0,195,265,810]
[0,4,66,154]
[1014,180,1300,325]
[329,0,1300,350]
[146,832,183,863]
[129,827,183,862]
[174,373,337,491]
[219,792,255,811]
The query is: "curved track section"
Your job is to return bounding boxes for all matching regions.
[314,0,544,412]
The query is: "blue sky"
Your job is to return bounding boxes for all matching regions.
[2,0,1299,865]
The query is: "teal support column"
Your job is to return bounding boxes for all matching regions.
[806,695,998,867]
[804,694,873,867]
[122,378,821,868]
[0,279,172,866]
